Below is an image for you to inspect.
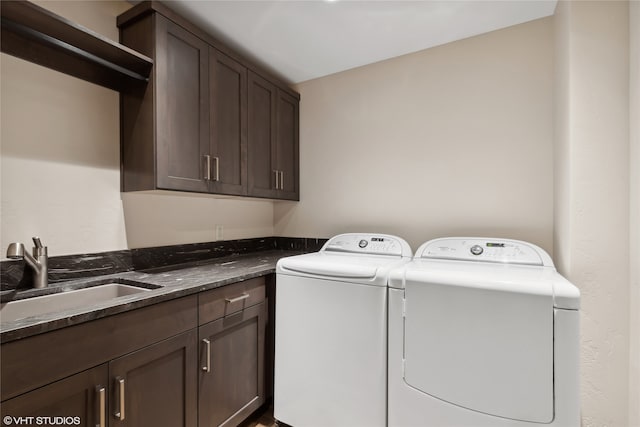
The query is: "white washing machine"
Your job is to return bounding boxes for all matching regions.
[274,233,412,427]
[388,237,580,427]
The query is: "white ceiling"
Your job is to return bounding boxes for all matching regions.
[164,0,558,84]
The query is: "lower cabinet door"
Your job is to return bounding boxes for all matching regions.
[0,364,109,427]
[109,330,198,427]
[198,302,266,427]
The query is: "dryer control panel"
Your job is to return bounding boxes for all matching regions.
[416,238,552,266]
[322,233,412,257]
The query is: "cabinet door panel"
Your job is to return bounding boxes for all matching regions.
[210,49,247,195]
[155,16,209,192]
[109,330,197,427]
[1,365,108,427]
[248,72,278,198]
[199,302,266,427]
[276,89,299,200]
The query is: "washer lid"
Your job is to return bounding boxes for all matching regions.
[278,253,379,279]
[277,234,412,286]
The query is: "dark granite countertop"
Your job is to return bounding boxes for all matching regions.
[0,250,302,343]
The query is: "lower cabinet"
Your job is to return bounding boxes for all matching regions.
[1,364,108,427]
[109,330,198,427]
[0,277,270,427]
[0,330,198,427]
[198,302,267,427]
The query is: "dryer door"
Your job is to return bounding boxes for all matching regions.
[403,270,554,423]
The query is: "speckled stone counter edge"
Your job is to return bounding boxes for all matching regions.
[1,237,326,291]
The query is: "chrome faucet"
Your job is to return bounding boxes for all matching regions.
[6,237,48,288]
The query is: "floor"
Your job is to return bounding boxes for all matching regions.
[240,405,277,427]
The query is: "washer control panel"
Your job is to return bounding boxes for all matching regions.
[323,234,412,257]
[417,238,547,266]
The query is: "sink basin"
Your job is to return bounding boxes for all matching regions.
[0,284,152,324]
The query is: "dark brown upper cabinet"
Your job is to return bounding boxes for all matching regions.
[275,89,300,200]
[248,72,300,200]
[120,13,210,193]
[118,2,299,200]
[0,0,152,92]
[156,16,210,193]
[209,48,248,196]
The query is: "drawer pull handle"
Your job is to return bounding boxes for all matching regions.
[96,386,106,427]
[225,293,249,304]
[114,377,125,421]
[202,338,211,373]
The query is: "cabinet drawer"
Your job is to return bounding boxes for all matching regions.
[199,277,265,325]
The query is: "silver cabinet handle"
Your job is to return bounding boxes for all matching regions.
[273,170,284,190]
[213,156,220,182]
[202,338,211,373]
[114,377,125,421]
[96,386,106,427]
[225,293,249,304]
[204,155,211,181]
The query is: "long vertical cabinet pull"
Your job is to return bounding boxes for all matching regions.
[96,386,106,427]
[213,157,220,181]
[202,338,211,373]
[204,155,212,181]
[273,170,283,190]
[114,377,125,421]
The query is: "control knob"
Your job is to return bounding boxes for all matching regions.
[470,245,484,256]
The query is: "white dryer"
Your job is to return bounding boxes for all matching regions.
[274,233,412,427]
[388,238,580,427]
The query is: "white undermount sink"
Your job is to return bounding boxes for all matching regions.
[0,284,152,324]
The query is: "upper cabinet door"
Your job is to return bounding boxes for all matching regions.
[209,49,248,196]
[155,16,209,192]
[248,72,278,199]
[276,89,300,200]
[248,72,300,200]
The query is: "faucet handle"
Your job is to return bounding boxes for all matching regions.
[32,237,47,257]
[32,237,43,249]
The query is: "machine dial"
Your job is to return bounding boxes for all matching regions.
[470,245,484,256]
[359,239,368,248]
